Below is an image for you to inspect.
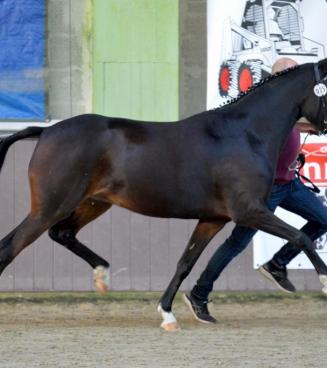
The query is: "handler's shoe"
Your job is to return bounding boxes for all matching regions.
[183,293,217,324]
[259,260,296,293]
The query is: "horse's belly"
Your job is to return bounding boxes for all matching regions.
[102,151,227,219]
[107,189,226,220]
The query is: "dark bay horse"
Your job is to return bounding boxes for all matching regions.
[0,60,327,330]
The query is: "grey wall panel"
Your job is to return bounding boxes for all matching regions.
[149,219,170,291]
[34,235,54,291]
[0,148,15,291]
[53,242,74,291]
[111,207,132,290]
[130,213,150,291]
[13,141,35,291]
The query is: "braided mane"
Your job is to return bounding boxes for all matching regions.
[215,65,300,110]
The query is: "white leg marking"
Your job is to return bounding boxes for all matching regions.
[157,304,180,331]
[93,266,110,293]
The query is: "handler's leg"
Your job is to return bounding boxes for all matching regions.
[185,225,257,323]
[192,226,256,300]
[237,203,327,291]
[186,188,284,322]
[272,179,327,266]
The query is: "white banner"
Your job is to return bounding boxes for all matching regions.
[207,0,327,109]
[207,0,327,269]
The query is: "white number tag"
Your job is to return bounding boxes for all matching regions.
[314,83,327,97]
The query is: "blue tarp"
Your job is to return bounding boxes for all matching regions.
[0,0,46,120]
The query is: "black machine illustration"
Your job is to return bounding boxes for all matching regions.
[218,0,326,98]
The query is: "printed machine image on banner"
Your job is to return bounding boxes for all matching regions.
[207,0,327,269]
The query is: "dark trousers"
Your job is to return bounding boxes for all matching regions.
[192,178,327,301]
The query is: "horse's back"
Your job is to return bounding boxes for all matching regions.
[26,113,262,221]
[27,114,180,208]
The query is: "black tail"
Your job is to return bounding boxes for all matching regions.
[0,126,45,172]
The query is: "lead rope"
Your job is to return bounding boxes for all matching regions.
[288,133,309,171]
[288,133,320,193]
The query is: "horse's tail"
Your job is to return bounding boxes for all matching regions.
[0,126,45,173]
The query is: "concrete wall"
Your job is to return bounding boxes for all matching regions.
[179,0,207,119]
[47,0,92,119]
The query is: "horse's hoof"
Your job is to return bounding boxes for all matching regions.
[157,304,180,331]
[160,321,180,332]
[93,266,110,293]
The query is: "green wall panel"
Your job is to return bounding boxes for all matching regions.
[100,62,178,121]
[93,0,179,121]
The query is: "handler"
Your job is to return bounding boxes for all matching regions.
[184,57,327,324]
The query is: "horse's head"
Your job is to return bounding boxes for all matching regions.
[301,58,327,134]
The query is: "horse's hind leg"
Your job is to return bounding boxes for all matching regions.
[0,214,50,275]
[158,220,225,331]
[49,197,112,292]
[236,204,327,290]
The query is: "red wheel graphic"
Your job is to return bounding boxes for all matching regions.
[238,65,254,93]
[219,66,230,95]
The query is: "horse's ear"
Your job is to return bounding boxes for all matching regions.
[318,58,327,77]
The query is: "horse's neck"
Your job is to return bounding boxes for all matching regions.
[241,69,310,150]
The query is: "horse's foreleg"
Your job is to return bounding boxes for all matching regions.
[238,206,327,289]
[158,220,225,331]
[0,214,49,275]
[49,198,112,293]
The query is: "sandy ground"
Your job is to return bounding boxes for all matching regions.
[0,292,326,368]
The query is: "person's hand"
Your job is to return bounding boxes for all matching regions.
[295,121,319,135]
